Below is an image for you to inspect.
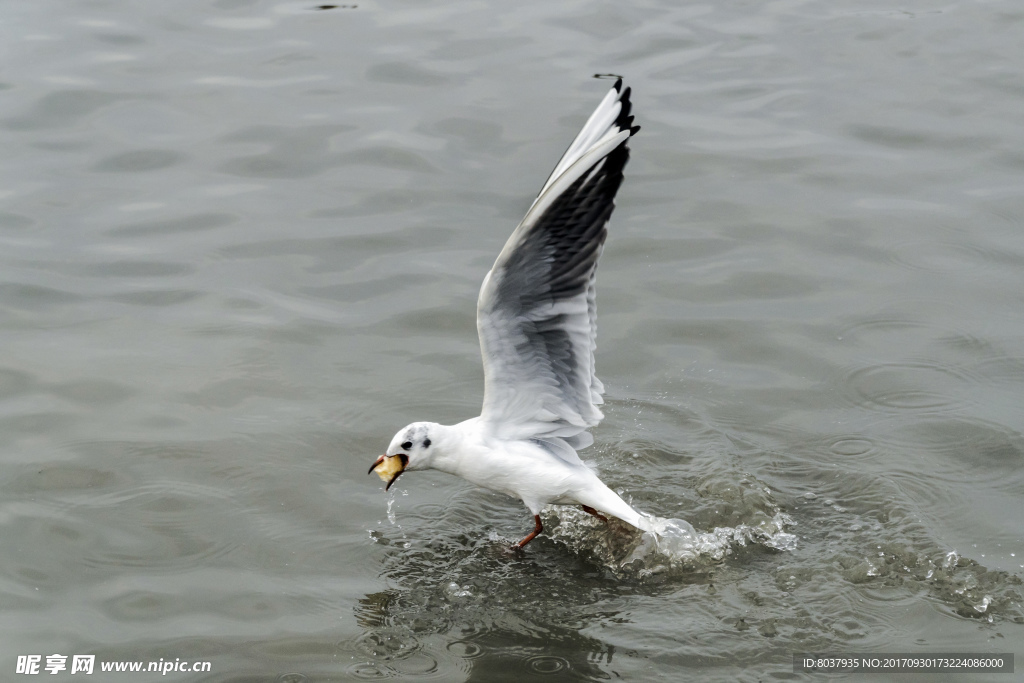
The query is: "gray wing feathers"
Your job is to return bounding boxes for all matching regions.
[477,81,637,444]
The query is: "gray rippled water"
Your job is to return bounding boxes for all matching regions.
[2,0,1022,681]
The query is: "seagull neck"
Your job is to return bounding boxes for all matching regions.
[425,419,481,476]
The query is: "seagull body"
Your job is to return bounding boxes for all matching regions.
[370,80,647,548]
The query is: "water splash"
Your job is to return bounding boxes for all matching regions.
[376,489,410,547]
[544,506,797,577]
[626,511,797,571]
[943,549,959,568]
[386,490,398,526]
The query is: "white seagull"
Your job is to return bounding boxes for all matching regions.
[370,79,649,549]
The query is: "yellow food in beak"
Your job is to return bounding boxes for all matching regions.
[373,455,404,482]
[368,453,408,490]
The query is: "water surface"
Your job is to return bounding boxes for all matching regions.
[2,0,1023,681]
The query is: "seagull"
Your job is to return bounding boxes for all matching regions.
[370,79,650,549]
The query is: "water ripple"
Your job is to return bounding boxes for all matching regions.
[828,437,875,457]
[840,360,980,413]
[525,654,570,675]
[889,239,1016,273]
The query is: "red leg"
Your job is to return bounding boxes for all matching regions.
[513,515,543,549]
[581,505,608,522]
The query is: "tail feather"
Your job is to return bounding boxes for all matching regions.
[575,480,651,532]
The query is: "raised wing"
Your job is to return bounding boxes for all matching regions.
[476,79,638,446]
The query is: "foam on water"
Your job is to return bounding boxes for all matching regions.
[544,505,797,577]
[634,512,796,560]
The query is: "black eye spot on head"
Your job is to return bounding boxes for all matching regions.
[401,441,413,451]
[423,438,431,448]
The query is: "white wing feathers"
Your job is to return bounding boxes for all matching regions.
[534,83,630,203]
[476,80,638,451]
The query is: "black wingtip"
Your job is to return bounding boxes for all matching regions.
[612,83,635,136]
[613,77,623,92]
[630,125,641,136]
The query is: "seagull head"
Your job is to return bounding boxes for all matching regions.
[369,422,437,491]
